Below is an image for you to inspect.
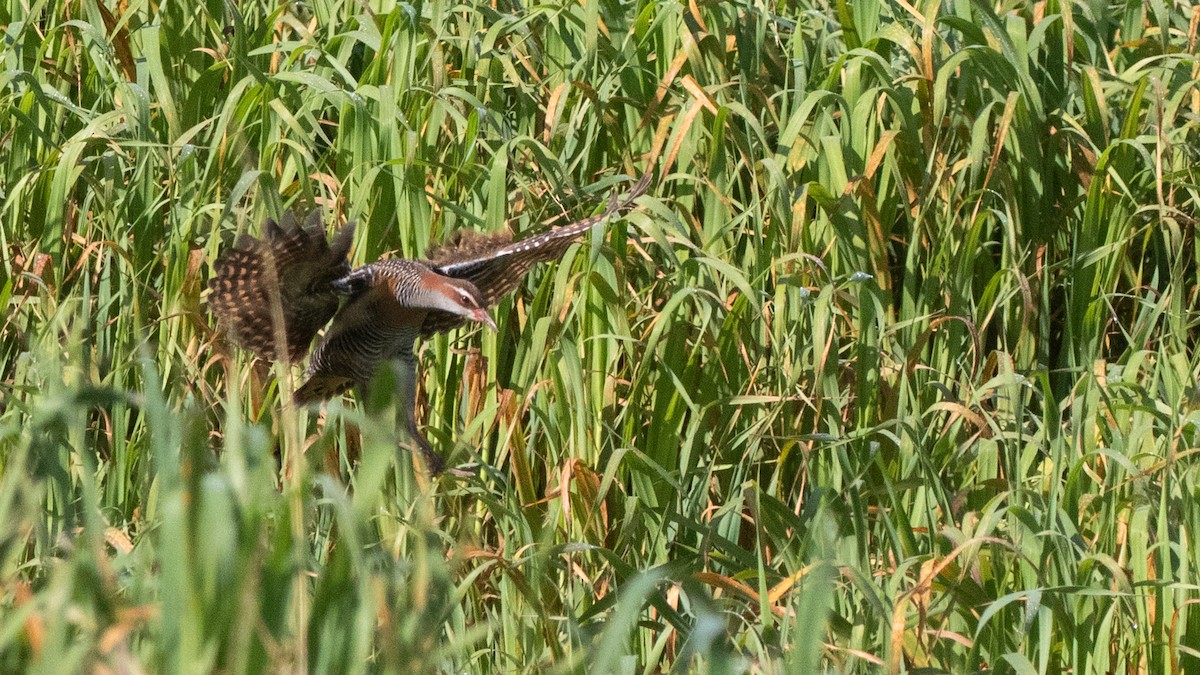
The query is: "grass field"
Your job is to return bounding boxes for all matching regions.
[2,0,1200,672]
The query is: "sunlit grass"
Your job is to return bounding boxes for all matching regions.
[2,0,1199,672]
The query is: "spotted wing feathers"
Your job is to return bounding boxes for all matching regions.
[208,211,355,362]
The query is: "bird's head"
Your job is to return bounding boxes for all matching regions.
[427,276,496,330]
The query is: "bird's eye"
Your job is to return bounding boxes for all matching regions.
[459,291,476,307]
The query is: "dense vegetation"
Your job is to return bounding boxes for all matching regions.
[2,0,1198,672]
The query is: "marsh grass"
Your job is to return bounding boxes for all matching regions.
[2,0,1199,672]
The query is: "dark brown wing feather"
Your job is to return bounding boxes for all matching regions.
[420,173,652,336]
[208,210,356,362]
[425,229,514,266]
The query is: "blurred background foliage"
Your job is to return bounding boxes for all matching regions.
[1,0,1199,672]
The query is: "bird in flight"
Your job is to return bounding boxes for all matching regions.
[208,173,652,474]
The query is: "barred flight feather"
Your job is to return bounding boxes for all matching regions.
[207,212,355,362]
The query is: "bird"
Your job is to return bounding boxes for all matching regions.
[208,172,652,474]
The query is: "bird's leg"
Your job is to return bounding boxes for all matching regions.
[394,352,446,475]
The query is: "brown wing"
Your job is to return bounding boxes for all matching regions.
[208,210,356,362]
[420,172,652,336]
[425,229,514,266]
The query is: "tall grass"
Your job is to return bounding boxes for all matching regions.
[2,0,1199,672]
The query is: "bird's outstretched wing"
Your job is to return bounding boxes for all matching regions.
[420,172,652,335]
[208,210,356,362]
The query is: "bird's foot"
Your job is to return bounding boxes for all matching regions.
[400,426,478,479]
[418,449,478,479]
[442,463,479,479]
[415,445,447,476]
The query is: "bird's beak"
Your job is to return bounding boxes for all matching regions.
[472,308,497,331]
